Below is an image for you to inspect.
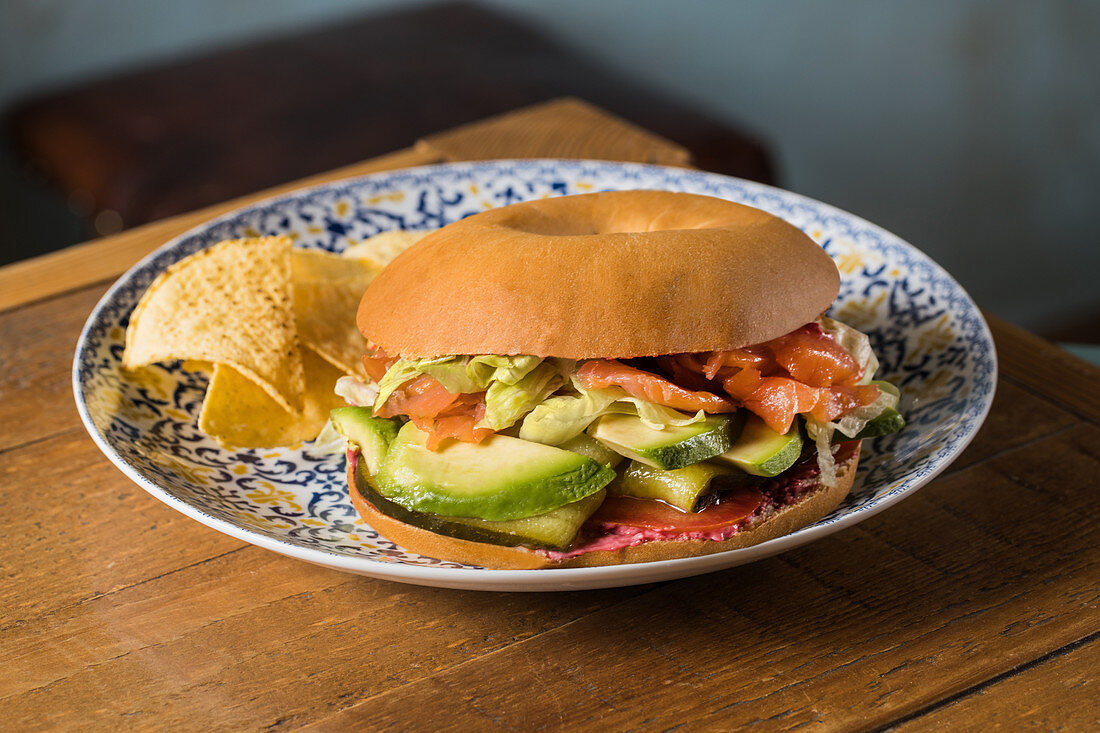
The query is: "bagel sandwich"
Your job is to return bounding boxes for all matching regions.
[332,190,904,569]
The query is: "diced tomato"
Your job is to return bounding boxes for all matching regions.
[577,359,737,414]
[591,488,764,533]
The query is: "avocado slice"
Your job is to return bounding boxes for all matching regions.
[356,460,604,550]
[588,413,734,470]
[558,432,625,469]
[330,407,400,474]
[611,459,754,513]
[713,414,802,477]
[375,422,615,521]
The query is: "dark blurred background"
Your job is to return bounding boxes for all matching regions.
[1,0,1097,353]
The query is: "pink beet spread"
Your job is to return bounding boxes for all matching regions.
[538,442,857,561]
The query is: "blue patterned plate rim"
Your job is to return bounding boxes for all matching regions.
[73,159,997,591]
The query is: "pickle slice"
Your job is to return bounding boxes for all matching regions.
[610,460,763,512]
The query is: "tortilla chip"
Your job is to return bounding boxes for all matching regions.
[291,249,376,377]
[198,347,346,448]
[123,237,305,412]
[342,229,433,270]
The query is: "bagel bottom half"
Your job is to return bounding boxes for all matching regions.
[347,446,860,570]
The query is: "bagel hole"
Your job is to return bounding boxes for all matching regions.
[503,218,648,236]
[498,206,662,236]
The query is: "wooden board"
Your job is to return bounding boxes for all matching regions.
[418,97,691,165]
[1,100,1097,731]
[892,638,1100,731]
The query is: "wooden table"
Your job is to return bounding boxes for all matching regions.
[2,100,1097,731]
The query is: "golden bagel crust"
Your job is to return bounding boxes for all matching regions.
[357,191,840,359]
[346,446,859,570]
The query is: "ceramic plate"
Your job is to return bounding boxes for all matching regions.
[74,160,996,591]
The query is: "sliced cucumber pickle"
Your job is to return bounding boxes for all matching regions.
[356,460,604,550]
[330,407,400,474]
[588,413,734,470]
[375,422,615,521]
[841,408,905,440]
[558,432,624,468]
[836,381,906,440]
[611,460,745,513]
[713,414,802,477]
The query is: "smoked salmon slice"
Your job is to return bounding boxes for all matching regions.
[374,374,460,421]
[724,372,821,433]
[690,324,881,433]
[806,383,882,424]
[655,354,720,392]
[577,359,737,414]
[410,394,494,450]
[702,347,773,379]
[362,348,395,382]
[373,368,492,451]
[767,325,862,387]
[363,323,879,451]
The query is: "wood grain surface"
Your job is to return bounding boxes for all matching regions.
[418,97,692,166]
[1,101,1097,731]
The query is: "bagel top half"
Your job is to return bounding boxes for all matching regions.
[357,190,840,359]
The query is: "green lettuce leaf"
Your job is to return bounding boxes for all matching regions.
[417,357,488,394]
[620,397,706,431]
[518,379,705,446]
[372,354,551,414]
[517,387,619,445]
[480,362,565,430]
[374,359,431,409]
[374,354,711,443]
[468,355,543,385]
